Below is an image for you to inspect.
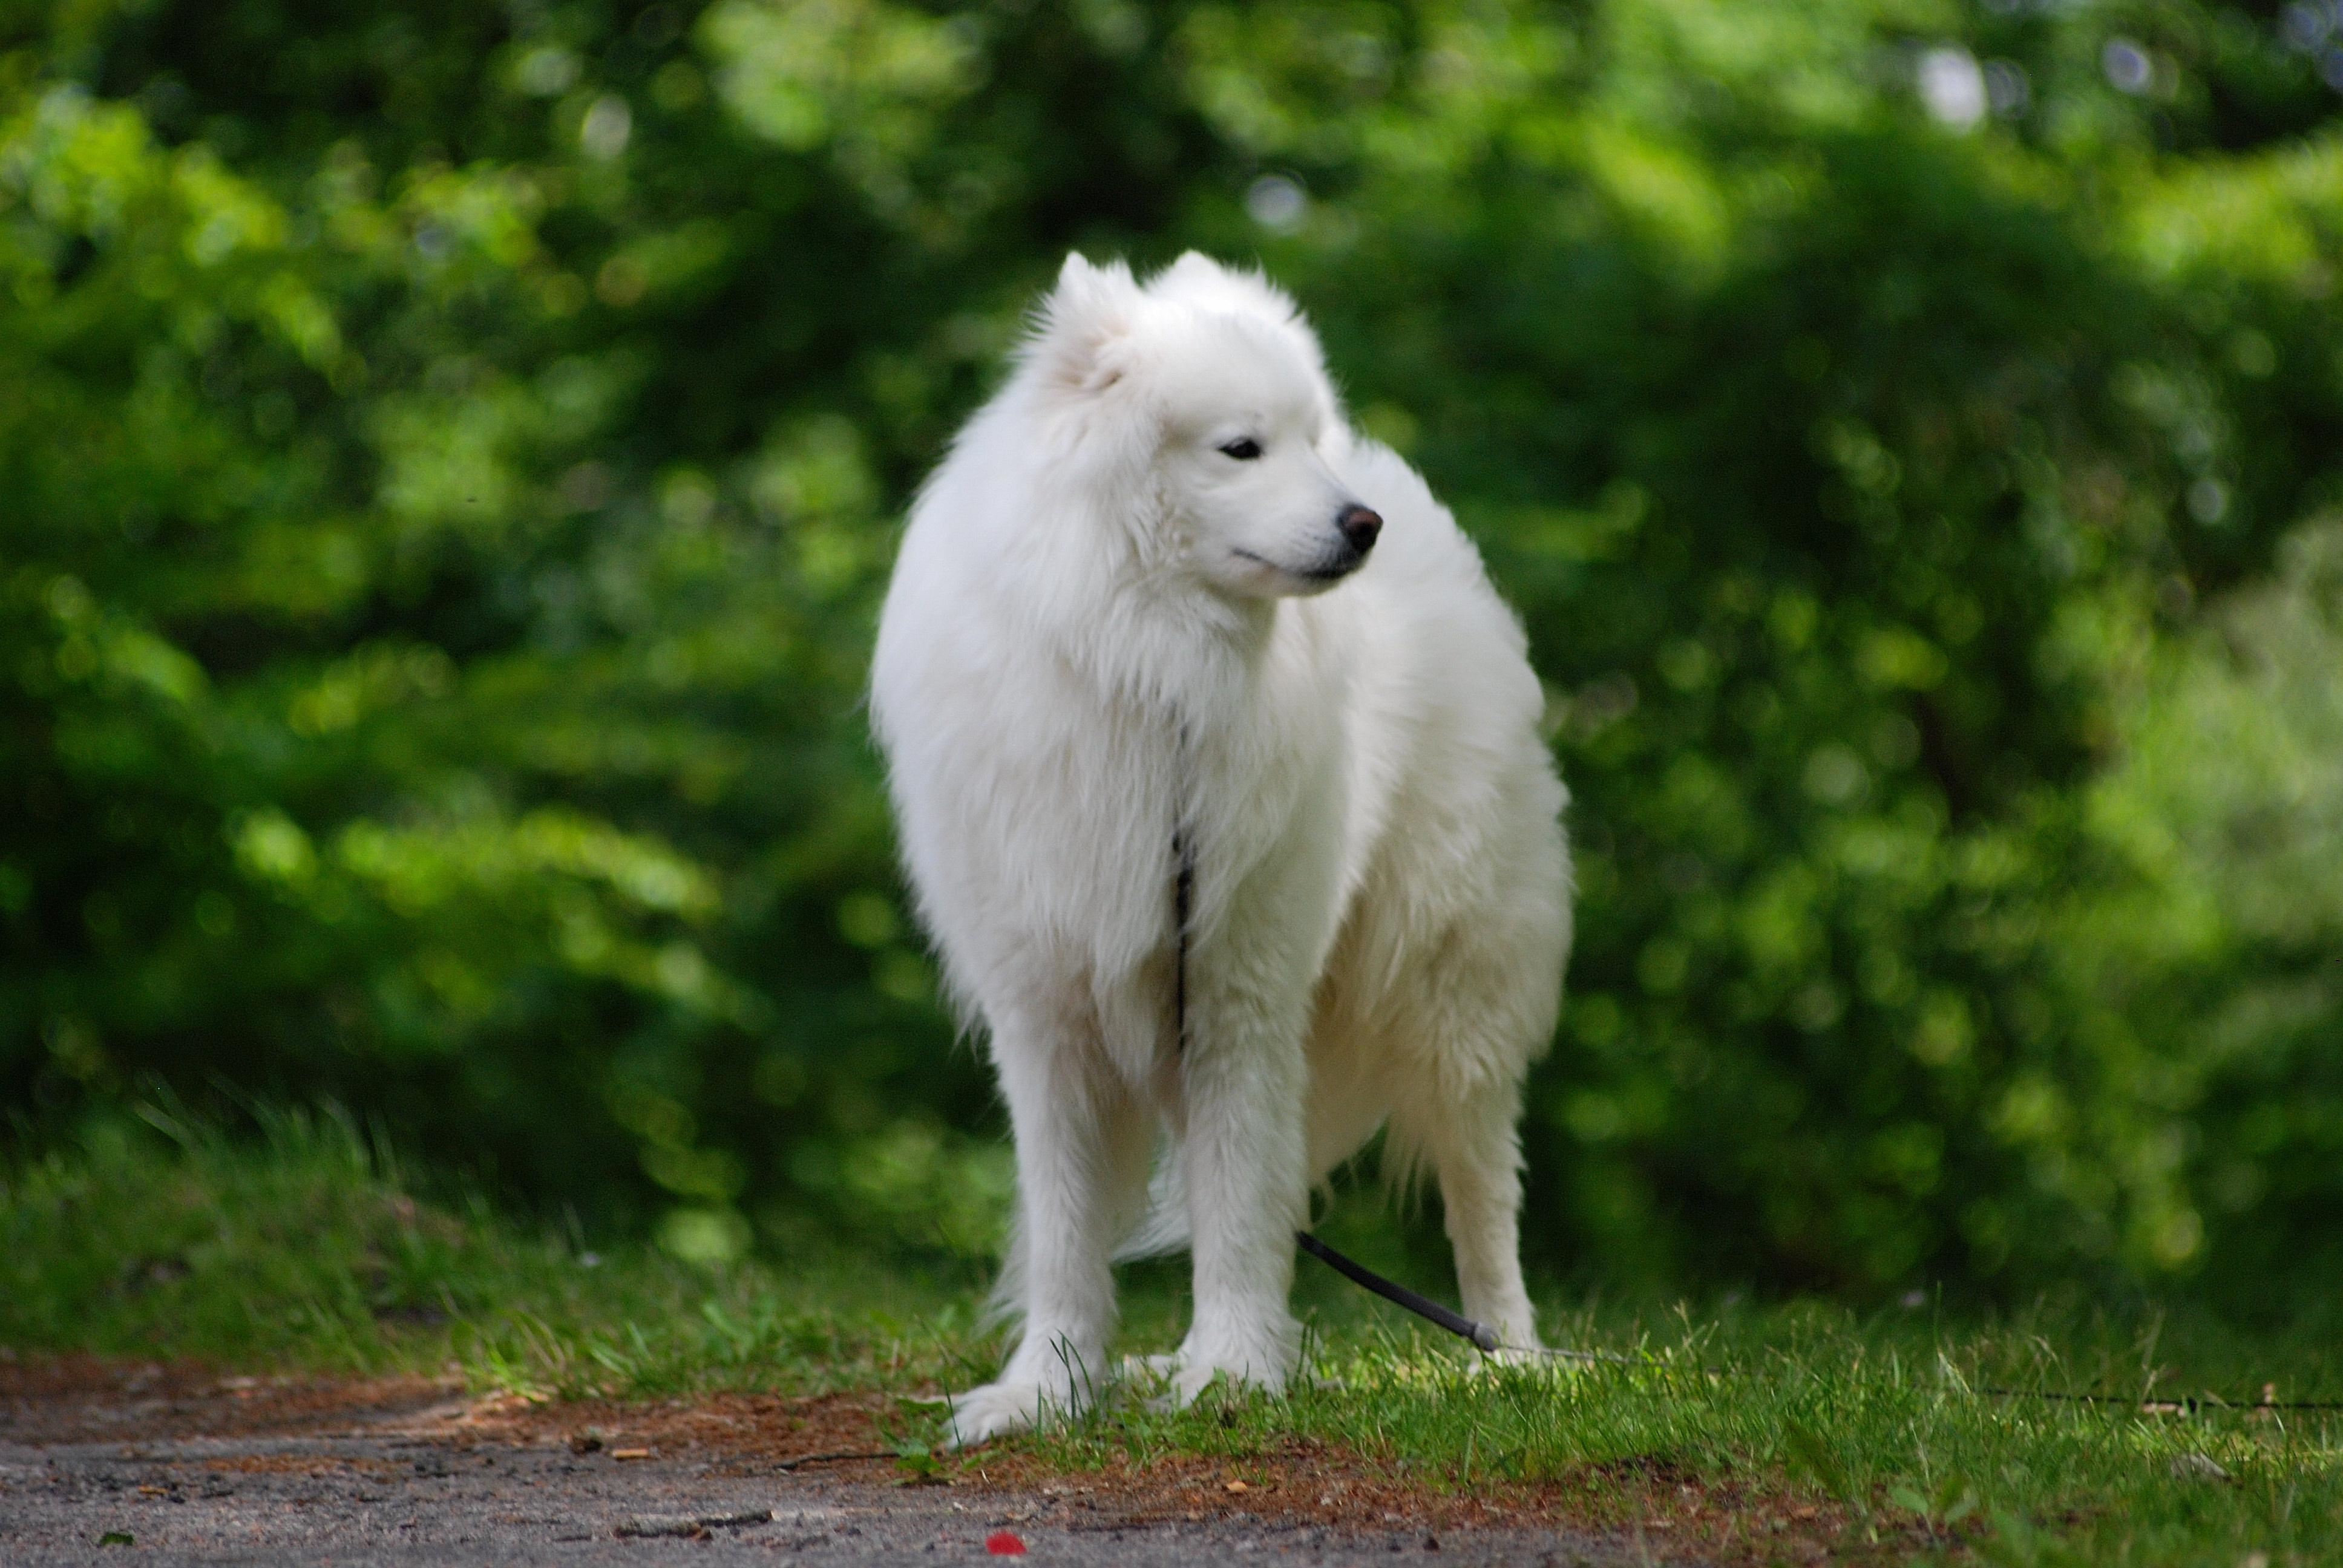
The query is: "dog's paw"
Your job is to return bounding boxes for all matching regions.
[1112,1353,1186,1413]
[943,1381,1049,1447]
[1133,1350,1288,1411]
[1173,1356,1245,1408]
[1115,1353,1182,1403]
[1118,1352,1234,1413]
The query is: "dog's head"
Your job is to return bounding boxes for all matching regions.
[1026,252,1381,599]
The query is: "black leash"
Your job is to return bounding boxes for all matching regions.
[1171,826,1194,1054]
[1296,1230,1502,1353]
[1978,1388,2343,1413]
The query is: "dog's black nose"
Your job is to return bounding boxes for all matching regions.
[1337,504,1383,555]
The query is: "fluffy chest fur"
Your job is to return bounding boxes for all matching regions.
[872,473,1363,1026]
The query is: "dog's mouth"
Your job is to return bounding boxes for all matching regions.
[1231,548,1366,586]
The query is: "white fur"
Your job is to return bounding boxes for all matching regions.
[870,253,1572,1443]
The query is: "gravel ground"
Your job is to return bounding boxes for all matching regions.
[0,1362,1715,1567]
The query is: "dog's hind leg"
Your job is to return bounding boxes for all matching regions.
[1389,1074,1542,1355]
[951,998,1150,1445]
[1381,793,1567,1358]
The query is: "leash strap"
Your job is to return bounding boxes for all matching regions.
[1171,829,1194,1053]
[1296,1230,1501,1353]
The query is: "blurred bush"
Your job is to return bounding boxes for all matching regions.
[2,0,2339,1308]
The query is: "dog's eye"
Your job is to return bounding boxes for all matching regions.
[1218,437,1263,461]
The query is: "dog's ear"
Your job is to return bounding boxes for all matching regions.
[1153,252,1301,328]
[1036,253,1142,396]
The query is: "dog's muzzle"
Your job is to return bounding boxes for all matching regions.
[1302,503,1382,580]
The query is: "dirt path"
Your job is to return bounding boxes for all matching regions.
[0,1359,1792,1566]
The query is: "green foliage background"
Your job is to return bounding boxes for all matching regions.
[5,0,2342,1314]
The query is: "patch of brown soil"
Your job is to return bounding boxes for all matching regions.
[462,1388,905,1468]
[197,1452,410,1477]
[951,1440,1887,1564]
[0,1356,1899,1563]
[0,1354,456,1445]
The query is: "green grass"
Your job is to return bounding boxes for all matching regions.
[4,1110,2337,1565]
[0,1103,981,1397]
[1017,1308,2343,1566]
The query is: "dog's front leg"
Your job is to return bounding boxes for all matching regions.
[1168,976,1311,1406]
[951,1001,1147,1445]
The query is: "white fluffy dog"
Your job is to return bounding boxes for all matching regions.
[870,253,1571,1444]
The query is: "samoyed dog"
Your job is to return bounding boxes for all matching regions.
[870,253,1571,1444]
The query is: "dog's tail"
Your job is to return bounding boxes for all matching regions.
[1110,1146,1190,1260]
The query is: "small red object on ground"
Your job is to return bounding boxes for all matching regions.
[986,1529,1027,1554]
